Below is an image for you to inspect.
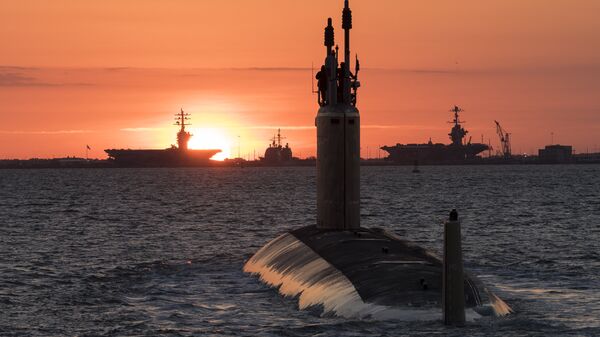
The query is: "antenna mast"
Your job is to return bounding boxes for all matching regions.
[448,105,465,126]
[175,108,192,151]
[270,129,286,148]
[342,0,352,103]
[175,108,191,131]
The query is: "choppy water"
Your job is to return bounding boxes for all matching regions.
[1,165,599,336]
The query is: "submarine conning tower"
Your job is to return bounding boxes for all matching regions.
[316,0,362,230]
[244,0,512,321]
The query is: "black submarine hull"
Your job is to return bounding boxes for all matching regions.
[244,225,511,320]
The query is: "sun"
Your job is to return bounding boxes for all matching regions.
[187,127,232,160]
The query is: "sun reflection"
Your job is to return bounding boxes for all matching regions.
[187,127,232,160]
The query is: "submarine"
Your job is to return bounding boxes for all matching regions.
[244,0,511,322]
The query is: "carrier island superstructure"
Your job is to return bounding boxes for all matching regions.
[244,0,511,321]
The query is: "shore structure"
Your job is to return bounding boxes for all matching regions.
[244,0,511,321]
[104,109,220,167]
[538,145,573,164]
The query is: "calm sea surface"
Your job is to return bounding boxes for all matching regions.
[1,165,599,336]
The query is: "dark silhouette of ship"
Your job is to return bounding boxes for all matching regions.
[105,109,220,167]
[259,129,293,165]
[382,106,489,164]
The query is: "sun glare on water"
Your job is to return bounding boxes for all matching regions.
[187,128,232,161]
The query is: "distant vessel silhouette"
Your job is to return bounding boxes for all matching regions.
[412,160,421,173]
[260,129,293,165]
[105,109,220,167]
[382,106,490,164]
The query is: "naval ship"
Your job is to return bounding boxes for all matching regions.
[382,106,489,164]
[105,109,221,167]
[260,129,293,165]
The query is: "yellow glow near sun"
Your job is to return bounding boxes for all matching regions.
[188,127,232,160]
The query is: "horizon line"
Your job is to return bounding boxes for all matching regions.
[3,64,600,73]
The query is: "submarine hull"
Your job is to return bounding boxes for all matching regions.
[244,225,511,320]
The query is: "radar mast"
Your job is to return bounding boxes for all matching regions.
[175,108,192,151]
[448,106,467,146]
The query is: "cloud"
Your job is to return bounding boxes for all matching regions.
[103,67,133,72]
[229,67,309,72]
[243,125,314,130]
[120,127,165,132]
[364,124,447,130]
[0,70,92,87]
[0,130,93,134]
[242,124,446,130]
[0,72,39,86]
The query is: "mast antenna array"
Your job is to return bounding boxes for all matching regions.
[448,105,465,125]
[175,108,191,129]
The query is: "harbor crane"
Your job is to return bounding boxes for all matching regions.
[494,120,511,159]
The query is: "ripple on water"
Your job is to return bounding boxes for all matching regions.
[0,166,599,336]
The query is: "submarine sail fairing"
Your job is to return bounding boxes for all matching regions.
[244,0,511,320]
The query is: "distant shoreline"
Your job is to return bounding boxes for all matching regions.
[2,157,600,170]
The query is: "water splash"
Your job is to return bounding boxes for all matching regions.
[244,233,484,321]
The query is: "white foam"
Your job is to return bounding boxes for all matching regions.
[244,233,479,321]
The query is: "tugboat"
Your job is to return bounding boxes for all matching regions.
[382,106,490,164]
[105,109,221,167]
[260,129,293,165]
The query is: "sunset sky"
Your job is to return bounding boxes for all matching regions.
[1,0,600,159]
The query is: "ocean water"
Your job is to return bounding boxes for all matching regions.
[1,165,599,336]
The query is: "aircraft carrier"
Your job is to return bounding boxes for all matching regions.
[105,109,220,167]
[382,106,490,164]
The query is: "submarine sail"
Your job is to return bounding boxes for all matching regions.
[244,0,511,320]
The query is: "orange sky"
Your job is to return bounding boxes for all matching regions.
[1,0,600,159]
